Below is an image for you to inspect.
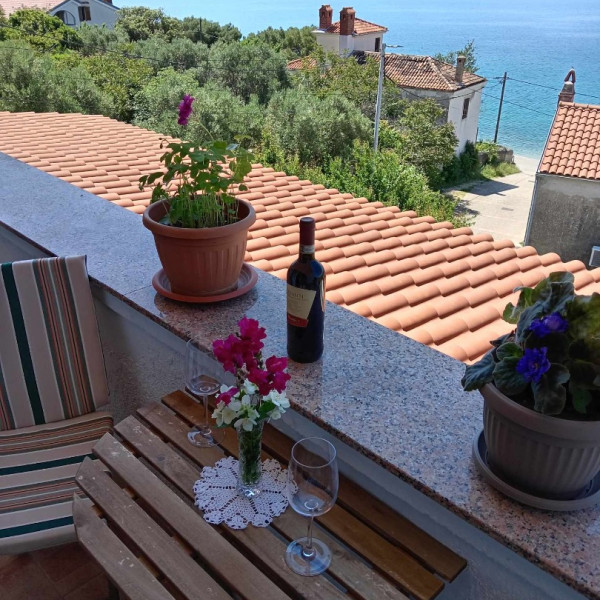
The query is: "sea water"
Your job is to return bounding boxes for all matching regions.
[122,0,600,159]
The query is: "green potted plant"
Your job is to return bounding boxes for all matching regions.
[462,271,600,499]
[140,94,255,297]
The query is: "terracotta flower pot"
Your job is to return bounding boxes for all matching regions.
[481,383,600,499]
[142,199,256,297]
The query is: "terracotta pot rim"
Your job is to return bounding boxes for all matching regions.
[481,383,600,440]
[142,198,256,239]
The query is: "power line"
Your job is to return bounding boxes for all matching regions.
[506,76,600,102]
[481,91,555,118]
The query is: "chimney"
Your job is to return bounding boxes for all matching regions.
[455,55,466,83]
[339,7,356,36]
[558,69,576,104]
[319,4,333,29]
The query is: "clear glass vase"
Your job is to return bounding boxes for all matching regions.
[237,420,264,498]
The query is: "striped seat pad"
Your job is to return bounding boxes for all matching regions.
[0,411,112,554]
[0,256,109,431]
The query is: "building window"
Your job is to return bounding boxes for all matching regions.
[374,37,381,52]
[78,6,91,21]
[54,10,76,26]
[462,98,470,119]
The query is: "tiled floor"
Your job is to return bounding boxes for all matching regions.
[0,543,110,600]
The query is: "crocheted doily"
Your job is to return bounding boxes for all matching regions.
[193,456,289,529]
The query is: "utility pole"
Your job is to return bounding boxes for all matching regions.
[373,42,386,152]
[494,72,507,143]
[373,43,401,152]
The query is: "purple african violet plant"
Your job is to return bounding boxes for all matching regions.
[462,272,600,418]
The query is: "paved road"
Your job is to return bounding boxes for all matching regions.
[457,155,539,246]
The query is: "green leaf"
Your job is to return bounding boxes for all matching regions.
[496,342,523,360]
[525,331,569,363]
[570,383,593,414]
[531,364,570,415]
[493,357,529,396]
[569,359,600,389]
[503,287,535,324]
[566,293,600,346]
[461,352,495,391]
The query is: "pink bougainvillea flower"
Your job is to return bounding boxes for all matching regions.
[247,367,272,396]
[216,386,239,406]
[238,317,266,353]
[177,94,194,125]
[212,334,245,373]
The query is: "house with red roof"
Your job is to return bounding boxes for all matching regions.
[289,5,486,154]
[525,71,600,266]
[1,0,118,28]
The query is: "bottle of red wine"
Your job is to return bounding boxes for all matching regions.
[287,217,325,363]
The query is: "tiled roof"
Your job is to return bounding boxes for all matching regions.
[540,102,600,180]
[1,111,599,363]
[360,52,486,92]
[1,0,57,15]
[288,53,486,92]
[321,17,387,35]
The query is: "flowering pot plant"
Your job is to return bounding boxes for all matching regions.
[139,94,253,229]
[462,271,600,417]
[211,317,291,496]
[462,272,600,499]
[140,94,257,297]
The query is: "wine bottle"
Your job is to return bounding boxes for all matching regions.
[287,217,325,363]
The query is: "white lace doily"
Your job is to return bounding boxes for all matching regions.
[193,456,289,529]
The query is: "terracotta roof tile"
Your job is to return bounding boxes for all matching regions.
[320,17,387,35]
[2,111,599,364]
[540,103,600,180]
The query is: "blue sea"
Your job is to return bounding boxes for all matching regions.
[121,1,600,159]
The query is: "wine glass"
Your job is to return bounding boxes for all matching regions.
[285,437,339,576]
[185,340,224,447]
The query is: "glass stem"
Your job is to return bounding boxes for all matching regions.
[199,394,210,434]
[302,516,316,560]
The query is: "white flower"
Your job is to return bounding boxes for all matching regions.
[267,390,290,409]
[268,407,282,420]
[242,379,258,395]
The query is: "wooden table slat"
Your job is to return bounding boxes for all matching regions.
[162,392,444,600]
[72,495,176,600]
[255,421,467,582]
[125,409,349,600]
[76,456,231,600]
[101,422,291,600]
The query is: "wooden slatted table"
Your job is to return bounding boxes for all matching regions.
[73,391,467,600]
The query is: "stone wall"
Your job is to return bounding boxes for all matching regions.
[526,174,600,266]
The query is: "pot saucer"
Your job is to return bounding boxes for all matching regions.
[152,263,258,303]
[472,431,600,511]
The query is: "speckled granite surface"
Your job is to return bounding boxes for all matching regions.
[1,154,600,599]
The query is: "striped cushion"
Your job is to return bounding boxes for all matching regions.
[0,256,109,431]
[0,411,112,554]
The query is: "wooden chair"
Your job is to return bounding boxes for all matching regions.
[0,256,112,554]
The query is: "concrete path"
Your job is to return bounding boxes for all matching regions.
[455,155,540,246]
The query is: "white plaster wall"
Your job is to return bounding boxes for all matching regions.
[313,32,339,53]
[352,32,382,52]
[447,83,484,153]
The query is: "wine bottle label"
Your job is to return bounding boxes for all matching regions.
[287,284,316,327]
[300,244,315,254]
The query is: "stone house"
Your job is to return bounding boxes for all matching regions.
[289,5,487,154]
[1,0,119,28]
[525,72,600,266]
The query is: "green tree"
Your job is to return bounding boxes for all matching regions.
[77,23,128,55]
[0,40,109,114]
[244,26,317,59]
[208,41,289,104]
[115,7,182,42]
[132,37,209,72]
[134,69,263,147]
[6,8,82,51]
[263,88,371,164]
[180,17,241,46]
[434,40,478,73]
[394,98,458,188]
[80,52,153,121]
